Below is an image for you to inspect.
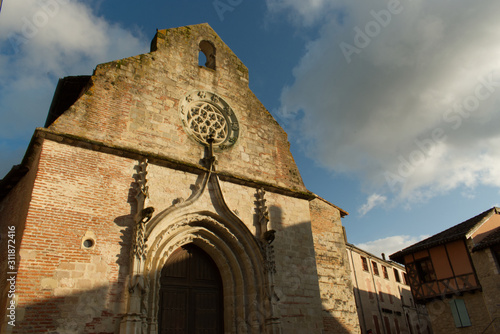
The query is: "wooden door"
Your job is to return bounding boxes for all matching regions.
[159,244,223,334]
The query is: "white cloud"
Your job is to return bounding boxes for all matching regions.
[0,0,148,175]
[270,0,500,204]
[358,193,386,216]
[266,0,334,26]
[356,235,429,259]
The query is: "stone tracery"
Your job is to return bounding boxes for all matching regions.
[180,90,239,149]
[186,102,228,144]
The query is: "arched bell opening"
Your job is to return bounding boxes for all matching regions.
[199,40,216,69]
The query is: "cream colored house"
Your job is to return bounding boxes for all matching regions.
[347,243,432,334]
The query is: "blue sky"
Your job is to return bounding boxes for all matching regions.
[1,0,500,257]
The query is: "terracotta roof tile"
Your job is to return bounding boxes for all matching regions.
[390,207,498,262]
[472,226,500,251]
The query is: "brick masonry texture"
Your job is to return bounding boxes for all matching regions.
[4,141,136,333]
[0,24,360,333]
[0,147,41,327]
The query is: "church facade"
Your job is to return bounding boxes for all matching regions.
[0,24,359,333]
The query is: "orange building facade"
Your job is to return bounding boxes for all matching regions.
[391,207,500,334]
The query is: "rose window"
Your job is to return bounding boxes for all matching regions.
[180,91,239,149]
[187,102,228,144]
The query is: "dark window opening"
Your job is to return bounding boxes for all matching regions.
[199,40,216,70]
[415,258,436,283]
[83,239,94,248]
[372,261,379,276]
[384,316,392,334]
[382,266,389,279]
[373,315,381,334]
[393,268,401,283]
[361,256,369,271]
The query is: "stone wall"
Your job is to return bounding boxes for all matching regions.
[426,293,493,334]
[145,160,326,333]
[469,246,500,333]
[310,198,360,333]
[49,23,304,192]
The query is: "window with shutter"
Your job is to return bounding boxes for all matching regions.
[449,299,471,327]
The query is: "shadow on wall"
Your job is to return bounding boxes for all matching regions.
[5,284,125,333]
[265,205,354,334]
[353,287,432,334]
[5,254,354,334]
[4,207,354,333]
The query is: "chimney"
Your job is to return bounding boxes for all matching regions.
[382,253,386,261]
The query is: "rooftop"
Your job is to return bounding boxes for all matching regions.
[390,207,499,262]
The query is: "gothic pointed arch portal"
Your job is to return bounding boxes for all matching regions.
[142,213,269,334]
[158,244,223,333]
[122,159,277,333]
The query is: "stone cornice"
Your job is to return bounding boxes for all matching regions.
[26,128,316,201]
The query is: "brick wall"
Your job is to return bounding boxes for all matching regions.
[5,140,137,333]
[2,137,328,332]
[0,147,41,332]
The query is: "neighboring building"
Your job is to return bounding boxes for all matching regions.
[390,207,500,334]
[0,24,360,333]
[347,243,432,334]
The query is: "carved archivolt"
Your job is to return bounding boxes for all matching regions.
[140,213,267,333]
[123,155,274,333]
[146,214,239,265]
[145,214,245,276]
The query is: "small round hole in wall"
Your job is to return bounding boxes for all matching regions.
[83,239,94,249]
